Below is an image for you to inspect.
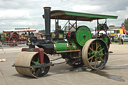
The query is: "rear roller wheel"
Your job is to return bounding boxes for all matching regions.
[15,52,50,78]
[82,39,108,70]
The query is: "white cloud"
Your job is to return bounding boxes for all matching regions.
[0,22,5,25]
[0,9,31,19]
[116,7,128,19]
[0,0,128,32]
[72,5,101,12]
[11,21,38,26]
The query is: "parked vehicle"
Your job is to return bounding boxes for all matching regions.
[13,7,118,78]
[110,28,123,41]
[110,26,127,41]
[114,34,128,42]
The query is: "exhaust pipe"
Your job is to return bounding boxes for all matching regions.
[44,7,51,40]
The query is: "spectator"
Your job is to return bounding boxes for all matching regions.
[121,34,124,44]
[119,34,123,45]
[1,35,5,44]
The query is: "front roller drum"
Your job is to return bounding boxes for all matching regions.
[82,39,108,70]
[14,52,50,78]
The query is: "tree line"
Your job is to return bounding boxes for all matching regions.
[122,18,128,30]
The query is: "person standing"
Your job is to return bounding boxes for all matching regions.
[121,34,124,44]
[1,35,5,44]
[119,34,124,45]
[119,35,121,44]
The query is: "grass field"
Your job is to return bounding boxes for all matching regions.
[111,41,128,44]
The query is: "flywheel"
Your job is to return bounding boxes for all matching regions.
[76,26,92,46]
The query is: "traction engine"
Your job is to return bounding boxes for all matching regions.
[13,7,118,78]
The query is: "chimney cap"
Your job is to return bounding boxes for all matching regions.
[44,7,51,9]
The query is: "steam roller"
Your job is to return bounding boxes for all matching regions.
[13,7,118,78]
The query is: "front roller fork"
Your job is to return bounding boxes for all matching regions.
[13,48,53,78]
[22,48,44,64]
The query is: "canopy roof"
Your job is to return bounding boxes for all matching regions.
[50,10,118,21]
[3,29,36,33]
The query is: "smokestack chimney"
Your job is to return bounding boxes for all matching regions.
[44,7,51,40]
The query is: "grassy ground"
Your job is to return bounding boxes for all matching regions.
[111,41,128,44]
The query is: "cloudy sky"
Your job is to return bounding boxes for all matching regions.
[0,0,128,32]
